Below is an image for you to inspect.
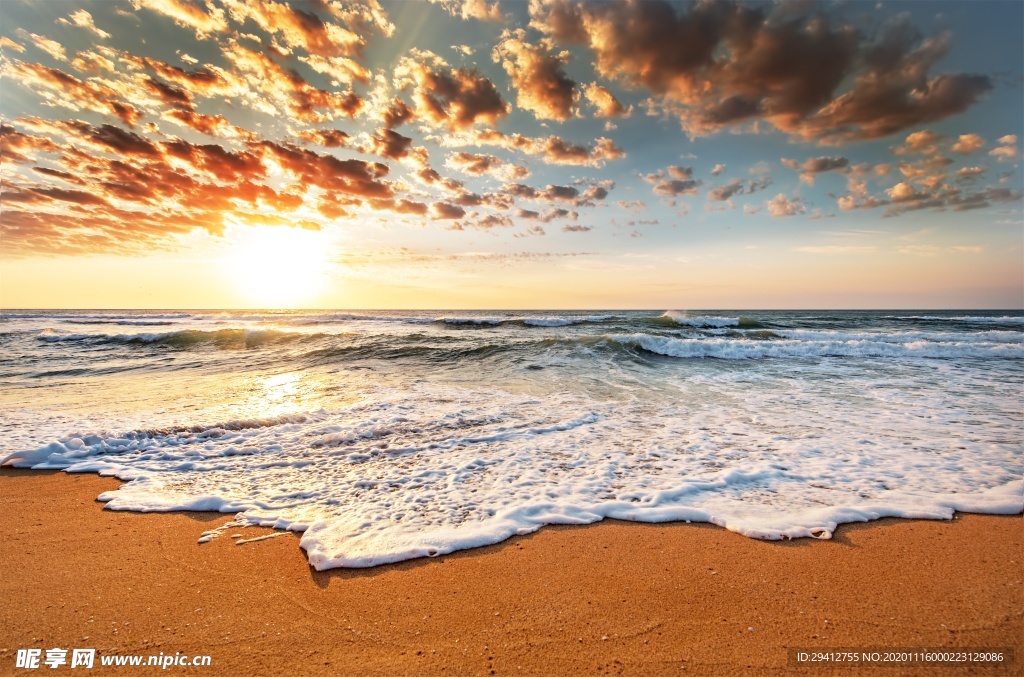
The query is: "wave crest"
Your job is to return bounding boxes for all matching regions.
[659,311,761,328]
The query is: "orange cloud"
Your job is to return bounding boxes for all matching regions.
[446,151,502,175]
[892,130,943,156]
[583,83,631,118]
[429,0,503,22]
[445,151,530,181]
[430,202,467,219]
[951,133,985,155]
[223,0,363,57]
[0,118,406,256]
[222,40,363,123]
[4,61,142,126]
[0,124,61,164]
[382,98,415,128]
[494,30,577,121]
[415,167,466,194]
[0,36,25,53]
[59,10,112,40]
[295,129,351,147]
[121,53,240,98]
[394,50,509,130]
[163,109,236,136]
[989,135,1019,161]
[130,0,229,40]
[363,128,427,165]
[252,140,391,198]
[16,29,67,61]
[370,197,429,216]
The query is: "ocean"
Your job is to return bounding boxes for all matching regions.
[1,309,1021,569]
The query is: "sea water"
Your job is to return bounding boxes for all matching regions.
[1,310,1021,569]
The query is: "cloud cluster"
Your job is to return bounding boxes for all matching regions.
[223,40,363,123]
[445,151,531,181]
[58,10,112,40]
[821,128,1022,216]
[951,134,985,155]
[0,2,629,255]
[636,164,776,207]
[990,135,1019,161]
[443,129,625,167]
[430,202,467,219]
[833,173,1022,217]
[16,29,68,61]
[2,0,1015,258]
[881,182,1022,216]
[428,0,503,22]
[295,128,350,147]
[0,115,406,255]
[766,193,806,218]
[707,176,773,205]
[954,166,985,183]
[130,0,230,39]
[781,156,850,185]
[531,0,992,144]
[707,180,745,203]
[642,166,700,197]
[582,83,630,119]
[0,35,25,53]
[494,30,577,121]
[501,181,611,208]
[515,207,578,223]
[394,49,509,130]
[892,130,943,156]
[221,0,392,85]
[1,124,61,163]
[4,60,144,126]
[382,98,415,129]
[415,167,466,194]
[361,128,427,165]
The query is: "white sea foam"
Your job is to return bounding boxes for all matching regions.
[771,329,1023,344]
[889,315,1024,324]
[4,373,1020,569]
[61,319,179,327]
[4,313,196,321]
[37,328,185,343]
[37,329,97,342]
[34,327,307,344]
[522,315,615,327]
[441,315,616,327]
[285,313,435,325]
[612,333,1023,360]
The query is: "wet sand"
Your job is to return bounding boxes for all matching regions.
[0,468,1020,675]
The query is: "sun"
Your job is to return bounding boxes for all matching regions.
[223,226,332,308]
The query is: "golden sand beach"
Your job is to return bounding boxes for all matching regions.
[0,468,1020,675]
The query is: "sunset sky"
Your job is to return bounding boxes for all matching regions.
[1,0,1021,309]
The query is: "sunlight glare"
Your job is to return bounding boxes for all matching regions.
[224,226,332,307]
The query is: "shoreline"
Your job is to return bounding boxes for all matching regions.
[1,468,1020,675]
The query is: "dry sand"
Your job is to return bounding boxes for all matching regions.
[0,467,1020,676]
